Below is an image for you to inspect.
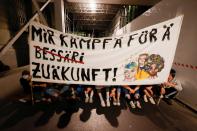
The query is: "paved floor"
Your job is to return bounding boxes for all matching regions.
[0,95,196,131]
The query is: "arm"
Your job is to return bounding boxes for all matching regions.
[134,86,140,91]
[122,85,135,94]
[110,88,116,97]
[163,81,177,87]
[174,80,183,91]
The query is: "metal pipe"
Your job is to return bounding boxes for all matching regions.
[32,0,48,26]
[0,0,51,58]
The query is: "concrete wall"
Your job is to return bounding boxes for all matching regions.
[0,66,29,99]
[113,0,197,110]
[0,0,18,69]
[0,0,11,46]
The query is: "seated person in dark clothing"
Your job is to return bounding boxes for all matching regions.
[44,83,70,102]
[31,82,47,102]
[20,73,59,103]
[161,69,183,105]
[20,70,31,94]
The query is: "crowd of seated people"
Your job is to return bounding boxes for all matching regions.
[19,69,182,108]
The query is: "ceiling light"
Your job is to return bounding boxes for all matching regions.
[89,3,97,10]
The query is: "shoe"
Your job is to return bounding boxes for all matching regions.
[19,99,27,103]
[106,99,110,107]
[113,101,117,106]
[130,101,136,108]
[149,97,156,105]
[144,95,148,102]
[89,97,93,103]
[136,101,142,109]
[117,100,120,106]
[85,97,89,103]
[163,98,173,105]
[160,95,164,98]
[47,98,52,103]
[101,100,106,107]
[71,95,76,99]
[35,99,41,103]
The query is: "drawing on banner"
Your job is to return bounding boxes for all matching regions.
[124,54,165,81]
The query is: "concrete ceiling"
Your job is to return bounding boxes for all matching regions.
[37,0,160,33]
[65,0,160,5]
[64,0,161,33]
[65,2,121,32]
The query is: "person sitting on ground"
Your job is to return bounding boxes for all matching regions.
[143,85,156,105]
[84,85,94,103]
[36,83,70,103]
[44,83,63,102]
[20,70,31,94]
[161,69,183,105]
[31,82,47,103]
[110,86,121,106]
[96,86,110,107]
[123,85,142,109]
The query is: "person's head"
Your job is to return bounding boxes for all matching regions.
[138,53,148,67]
[22,70,30,79]
[124,62,137,78]
[145,54,164,77]
[148,63,159,76]
[168,69,176,81]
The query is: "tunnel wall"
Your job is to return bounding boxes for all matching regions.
[113,0,197,110]
[0,0,18,69]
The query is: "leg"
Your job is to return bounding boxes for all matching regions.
[110,88,117,105]
[89,89,94,103]
[96,86,105,107]
[134,91,142,109]
[116,87,121,106]
[84,87,89,103]
[106,87,110,107]
[165,87,178,99]
[144,88,155,104]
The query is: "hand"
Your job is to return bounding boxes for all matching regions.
[129,89,135,94]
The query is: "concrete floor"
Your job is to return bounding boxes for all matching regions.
[0,96,196,131]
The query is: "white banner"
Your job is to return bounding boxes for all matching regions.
[29,15,183,85]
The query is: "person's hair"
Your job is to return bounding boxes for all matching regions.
[125,62,137,69]
[144,54,164,72]
[170,69,176,78]
[139,53,148,60]
[22,70,30,76]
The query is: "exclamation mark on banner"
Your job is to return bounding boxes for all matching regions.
[112,68,117,81]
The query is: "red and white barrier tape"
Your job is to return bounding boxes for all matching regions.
[174,62,197,70]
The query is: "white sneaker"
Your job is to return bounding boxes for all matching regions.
[89,97,93,103]
[71,95,76,99]
[136,101,142,109]
[117,100,120,106]
[106,99,110,107]
[85,97,89,103]
[101,100,106,107]
[113,101,117,106]
[19,98,27,103]
[144,95,148,102]
[160,95,164,98]
[149,97,156,105]
[130,101,136,108]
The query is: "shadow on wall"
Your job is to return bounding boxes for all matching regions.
[0,61,10,73]
[4,0,31,67]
